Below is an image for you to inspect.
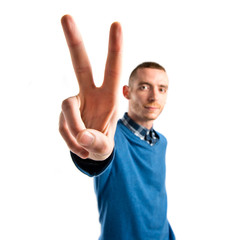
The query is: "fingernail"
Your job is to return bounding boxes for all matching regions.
[78,131,94,147]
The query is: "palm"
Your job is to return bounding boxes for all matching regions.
[60,15,122,160]
[79,88,115,133]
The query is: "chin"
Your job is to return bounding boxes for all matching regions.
[145,114,159,121]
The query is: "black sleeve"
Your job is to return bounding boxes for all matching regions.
[70,150,114,176]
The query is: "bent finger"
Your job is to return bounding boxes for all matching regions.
[59,112,89,158]
[77,129,114,161]
[61,96,85,138]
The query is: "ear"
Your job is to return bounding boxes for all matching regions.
[123,85,131,100]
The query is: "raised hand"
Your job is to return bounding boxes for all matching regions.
[59,15,123,160]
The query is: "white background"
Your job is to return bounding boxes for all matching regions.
[0,0,240,239]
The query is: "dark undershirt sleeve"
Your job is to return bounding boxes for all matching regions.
[70,150,114,177]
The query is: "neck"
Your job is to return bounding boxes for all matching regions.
[127,112,153,129]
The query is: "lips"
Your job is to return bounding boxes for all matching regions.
[144,104,161,109]
[144,105,161,111]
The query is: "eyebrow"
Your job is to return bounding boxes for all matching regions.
[138,81,168,89]
[160,84,168,90]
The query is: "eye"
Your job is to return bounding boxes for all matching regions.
[139,85,149,90]
[159,88,166,93]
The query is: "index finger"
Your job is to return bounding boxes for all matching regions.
[102,22,123,94]
[61,15,95,91]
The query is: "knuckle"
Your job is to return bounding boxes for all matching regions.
[67,142,77,151]
[75,65,91,75]
[59,113,66,134]
[106,69,119,79]
[59,123,66,135]
[96,140,109,155]
[61,97,74,112]
[61,133,79,153]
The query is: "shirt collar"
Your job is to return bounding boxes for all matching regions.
[120,112,159,145]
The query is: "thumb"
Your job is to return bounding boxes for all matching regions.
[76,129,113,160]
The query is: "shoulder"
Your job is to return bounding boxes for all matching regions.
[155,130,168,145]
[114,120,139,147]
[115,119,128,135]
[115,120,128,140]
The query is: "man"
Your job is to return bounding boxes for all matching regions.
[59,15,175,240]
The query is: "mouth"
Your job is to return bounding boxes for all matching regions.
[144,105,160,111]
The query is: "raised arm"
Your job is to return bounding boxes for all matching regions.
[59,15,123,160]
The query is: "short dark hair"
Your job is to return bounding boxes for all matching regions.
[129,62,166,86]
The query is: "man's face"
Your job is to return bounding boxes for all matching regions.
[123,68,169,129]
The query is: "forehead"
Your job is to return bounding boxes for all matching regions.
[133,68,169,86]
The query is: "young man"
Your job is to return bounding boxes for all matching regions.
[59,15,175,240]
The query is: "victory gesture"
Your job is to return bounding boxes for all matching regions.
[59,15,123,160]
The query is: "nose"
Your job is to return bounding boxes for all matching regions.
[148,87,159,101]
